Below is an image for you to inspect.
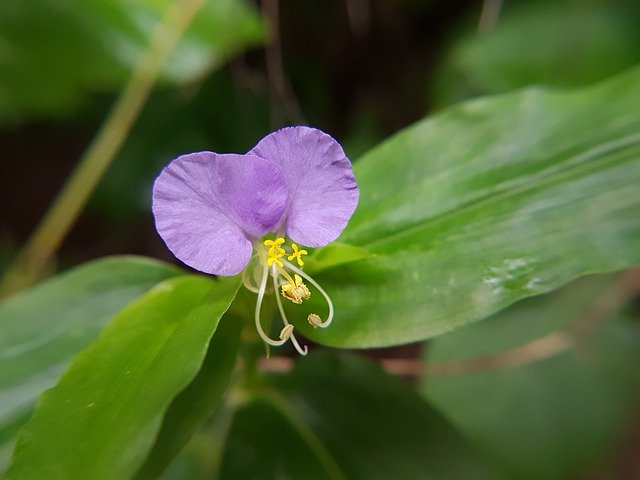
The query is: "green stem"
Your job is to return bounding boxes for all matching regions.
[0,0,206,298]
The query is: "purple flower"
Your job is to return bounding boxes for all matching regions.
[152,126,359,354]
[153,127,358,276]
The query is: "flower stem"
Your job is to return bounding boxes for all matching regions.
[0,0,206,298]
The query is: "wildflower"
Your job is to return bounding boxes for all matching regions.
[152,127,358,354]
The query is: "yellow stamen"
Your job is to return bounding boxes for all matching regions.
[308,313,322,328]
[275,264,296,285]
[287,243,308,266]
[279,324,294,341]
[264,237,285,256]
[281,274,311,304]
[267,254,284,268]
[265,237,286,268]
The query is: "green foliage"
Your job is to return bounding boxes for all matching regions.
[422,276,640,479]
[2,1,640,475]
[133,313,242,480]
[4,275,241,480]
[0,0,264,124]
[433,0,640,105]
[0,256,181,470]
[298,67,640,348]
[195,353,505,479]
[305,242,372,273]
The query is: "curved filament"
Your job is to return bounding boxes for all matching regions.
[283,259,334,328]
[272,266,308,355]
[254,265,288,346]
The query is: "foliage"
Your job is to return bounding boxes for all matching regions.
[1,0,640,478]
[301,67,640,347]
[432,0,640,106]
[0,257,181,467]
[0,0,264,124]
[422,276,640,479]
[5,275,240,479]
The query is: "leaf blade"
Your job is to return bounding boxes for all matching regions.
[5,275,241,480]
[299,67,640,347]
[133,311,243,480]
[0,256,181,470]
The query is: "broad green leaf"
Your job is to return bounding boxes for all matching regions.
[305,242,372,273]
[5,275,241,480]
[0,0,264,123]
[421,277,640,480]
[0,256,181,470]
[218,353,506,480]
[133,312,243,480]
[298,66,640,348]
[433,0,640,106]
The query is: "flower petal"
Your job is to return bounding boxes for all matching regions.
[152,152,288,276]
[249,126,359,247]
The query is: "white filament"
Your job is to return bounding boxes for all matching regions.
[282,259,334,328]
[271,266,308,355]
[254,265,288,346]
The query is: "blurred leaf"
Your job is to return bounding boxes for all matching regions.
[219,353,506,480]
[133,312,242,480]
[0,256,181,470]
[4,275,241,480]
[0,0,264,123]
[421,277,640,480]
[305,242,372,273]
[297,67,640,348]
[219,400,338,480]
[156,434,215,480]
[433,0,640,106]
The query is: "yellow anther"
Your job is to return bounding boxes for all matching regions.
[264,237,285,247]
[281,274,311,304]
[267,254,284,268]
[287,243,308,266]
[264,237,286,268]
[264,237,285,255]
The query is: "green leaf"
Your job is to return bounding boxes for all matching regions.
[218,353,506,480]
[298,66,640,348]
[4,275,241,480]
[0,256,181,470]
[0,0,264,123]
[421,277,640,480]
[305,242,372,273]
[133,311,243,480]
[433,0,640,106]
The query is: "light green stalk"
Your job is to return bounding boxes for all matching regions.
[0,0,207,297]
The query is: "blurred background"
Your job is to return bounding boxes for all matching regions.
[1,0,640,478]
[2,0,640,276]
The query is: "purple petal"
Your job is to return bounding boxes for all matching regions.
[152,152,288,276]
[249,126,359,248]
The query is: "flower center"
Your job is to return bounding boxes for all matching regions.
[245,236,334,355]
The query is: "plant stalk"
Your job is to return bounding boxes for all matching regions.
[0,0,206,298]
